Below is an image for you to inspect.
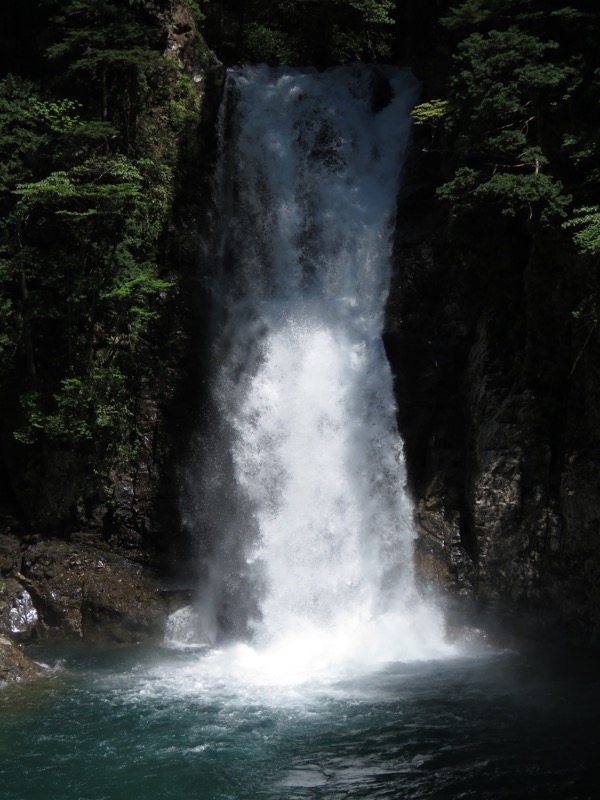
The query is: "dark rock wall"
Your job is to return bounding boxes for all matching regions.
[0,530,179,683]
[387,135,600,647]
[386,1,600,649]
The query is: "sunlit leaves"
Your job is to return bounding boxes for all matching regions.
[347,0,394,25]
[411,99,448,127]
[563,206,600,255]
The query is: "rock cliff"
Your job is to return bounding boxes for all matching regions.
[386,133,600,647]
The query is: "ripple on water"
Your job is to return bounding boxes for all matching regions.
[0,644,598,800]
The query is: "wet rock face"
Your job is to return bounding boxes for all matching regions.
[0,527,191,683]
[0,539,42,683]
[0,535,21,576]
[0,634,43,686]
[0,532,174,651]
[388,142,600,646]
[7,588,38,637]
[463,355,553,622]
[20,539,168,643]
[385,149,478,619]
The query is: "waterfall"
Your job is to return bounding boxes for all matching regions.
[177,64,451,679]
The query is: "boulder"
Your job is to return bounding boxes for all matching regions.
[0,634,43,686]
[21,539,168,643]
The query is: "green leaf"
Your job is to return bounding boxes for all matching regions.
[411,99,448,126]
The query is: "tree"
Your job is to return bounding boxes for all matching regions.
[0,2,206,525]
[200,0,397,65]
[46,0,166,146]
[437,8,580,221]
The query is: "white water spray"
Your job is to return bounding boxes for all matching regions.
[178,64,453,683]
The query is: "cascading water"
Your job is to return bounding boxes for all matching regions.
[178,64,453,682]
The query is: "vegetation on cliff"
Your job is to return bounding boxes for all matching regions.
[0,0,214,529]
[408,0,600,478]
[198,0,397,65]
[417,0,600,261]
[430,0,600,449]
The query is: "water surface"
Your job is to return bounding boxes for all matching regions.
[1,643,598,799]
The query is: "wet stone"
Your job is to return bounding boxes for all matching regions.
[8,589,38,637]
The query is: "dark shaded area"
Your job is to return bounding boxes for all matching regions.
[0,1,49,78]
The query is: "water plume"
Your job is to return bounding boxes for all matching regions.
[178,64,453,683]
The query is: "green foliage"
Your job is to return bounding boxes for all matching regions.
[179,0,205,19]
[411,99,448,127]
[437,0,600,352]
[440,0,590,31]
[46,0,166,149]
[562,134,598,171]
[436,9,581,222]
[0,76,63,196]
[0,1,203,496]
[0,295,18,373]
[557,57,600,251]
[563,206,600,255]
[15,367,128,447]
[242,23,297,65]
[349,0,394,25]
[3,162,160,448]
[5,149,174,401]
[445,27,578,144]
[29,98,81,131]
[201,0,396,65]
[440,0,528,31]
[330,0,395,60]
[47,0,157,63]
[411,99,448,152]
[550,6,586,21]
[439,168,570,220]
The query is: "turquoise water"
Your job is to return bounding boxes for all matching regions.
[0,644,598,799]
